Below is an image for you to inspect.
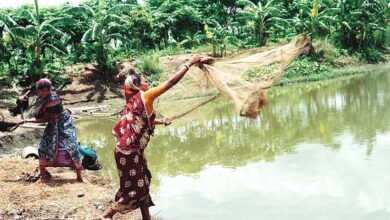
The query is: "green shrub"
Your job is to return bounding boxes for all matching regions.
[363,48,384,63]
[45,62,71,89]
[156,46,185,56]
[284,57,331,78]
[135,54,163,85]
[243,64,280,82]
[312,40,340,64]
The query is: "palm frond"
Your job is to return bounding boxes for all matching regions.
[91,23,102,41]
[81,28,93,43]
[104,14,129,25]
[12,25,37,38]
[0,12,17,40]
[236,0,256,8]
[20,9,37,24]
[106,4,134,15]
[64,5,95,17]
[41,24,69,41]
[42,43,67,54]
[42,37,68,52]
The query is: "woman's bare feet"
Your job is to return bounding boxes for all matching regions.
[102,208,116,219]
[75,163,83,182]
[76,175,83,182]
[140,206,151,220]
[39,168,48,181]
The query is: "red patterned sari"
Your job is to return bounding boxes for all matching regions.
[111,90,156,213]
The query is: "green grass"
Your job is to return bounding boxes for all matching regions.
[279,67,362,85]
[135,54,164,86]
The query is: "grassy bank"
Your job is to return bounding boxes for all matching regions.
[236,40,390,86]
[280,60,389,85]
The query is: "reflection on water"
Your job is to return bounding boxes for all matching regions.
[77,64,390,220]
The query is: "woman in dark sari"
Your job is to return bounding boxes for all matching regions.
[103,55,203,219]
[18,78,82,182]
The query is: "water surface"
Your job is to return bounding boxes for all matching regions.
[77,65,390,220]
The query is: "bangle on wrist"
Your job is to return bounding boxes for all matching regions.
[184,64,190,70]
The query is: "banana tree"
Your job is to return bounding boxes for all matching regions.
[177,36,194,49]
[358,0,388,49]
[291,0,338,36]
[0,12,17,69]
[363,0,389,48]
[310,0,339,35]
[335,0,362,47]
[10,0,70,82]
[65,2,133,74]
[336,0,388,49]
[0,12,17,40]
[237,0,288,47]
[201,20,238,57]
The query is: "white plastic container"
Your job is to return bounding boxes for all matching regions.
[21,146,39,159]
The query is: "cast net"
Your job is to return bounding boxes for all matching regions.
[157,34,312,119]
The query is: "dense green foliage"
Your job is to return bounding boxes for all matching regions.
[0,0,389,86]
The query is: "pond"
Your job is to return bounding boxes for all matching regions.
[77,64,390,220]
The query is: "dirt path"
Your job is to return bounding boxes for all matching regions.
[0,157,159,220]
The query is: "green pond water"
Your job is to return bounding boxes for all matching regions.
[76,64,390,220]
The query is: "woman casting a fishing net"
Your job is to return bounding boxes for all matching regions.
[17,78,83,182]
[103,55,203,220]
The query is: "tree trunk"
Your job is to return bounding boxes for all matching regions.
[212,42,217,57]
[311,18,315,34]
[259,24,264,47]
[13,57,18,73]
[164,30,169,48]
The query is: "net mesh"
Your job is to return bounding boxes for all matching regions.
[159,34,312,119]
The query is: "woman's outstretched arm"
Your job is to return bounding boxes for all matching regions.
[144,55,203,101]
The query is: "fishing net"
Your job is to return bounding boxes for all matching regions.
[158,34,312,119]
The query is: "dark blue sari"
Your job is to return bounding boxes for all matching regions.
[32,90,80,163]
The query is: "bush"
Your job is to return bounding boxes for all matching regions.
[362,48,384,63]
[373,30,387,49]
[135,54,163,85]
[45,61,71,89]
[284,57,331,78]
[312,40,340,65]
[243,64,280,82]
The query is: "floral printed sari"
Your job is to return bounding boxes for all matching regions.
[111,90,155,212]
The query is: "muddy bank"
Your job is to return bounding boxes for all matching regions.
[0,157,159,220]
[0,107,43,154]
[0,128,42,154]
